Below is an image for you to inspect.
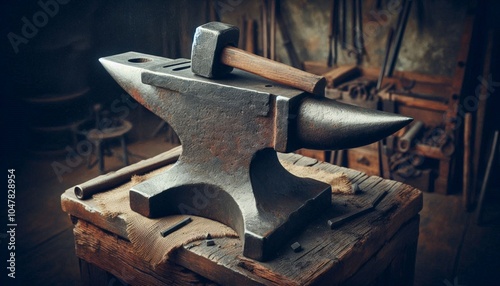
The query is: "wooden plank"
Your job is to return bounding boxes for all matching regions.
[361,66,452,87]
[322,65,359,88]
[74,220,216,286]
[378,91,449,112]
[414,144,447,160]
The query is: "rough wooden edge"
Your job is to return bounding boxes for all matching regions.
[63,152,423,286]
[74,220,216,286]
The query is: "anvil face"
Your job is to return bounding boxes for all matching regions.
[100,52,411,261]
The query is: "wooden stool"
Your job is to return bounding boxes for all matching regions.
[61,151,422,285]
[86,120,132,173]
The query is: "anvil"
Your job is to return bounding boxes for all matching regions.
[100,52,411,261]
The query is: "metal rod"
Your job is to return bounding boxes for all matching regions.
[376,28,394,91]
[385,0,413,77]
[341,0,346,49]
[160,217,192,237]
[328,206,373,229]
[275,0,302,69]
[74,146,182,200]
[351,0,356,54]
[355,0,364,64]
[328,0,339,67]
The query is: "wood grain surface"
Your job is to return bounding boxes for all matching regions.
[62,151,422,285]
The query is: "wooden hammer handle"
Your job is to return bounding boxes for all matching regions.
[221,46,326,95]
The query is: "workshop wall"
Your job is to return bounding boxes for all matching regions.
[3,0,477,161]
[89,0,471,82]
[219,0,469,77]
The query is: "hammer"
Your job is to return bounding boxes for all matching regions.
[191,22,326,96]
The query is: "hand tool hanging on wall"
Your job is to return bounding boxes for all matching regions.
[351,0,357,58]
[385,0,413,77]
[276,0,302,69]
[100,22,412,261]
[206,0,219,22]
[340,0,346,50]
[354,0,364,64]
[377,28,395,179]
[327,0,339,67]
[376,28,394,92]
[270,0,276,60]
[261,0,269,58]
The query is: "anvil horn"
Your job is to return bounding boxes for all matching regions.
[292,97,412,151]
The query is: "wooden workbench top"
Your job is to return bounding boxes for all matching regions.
[61,151,422,286]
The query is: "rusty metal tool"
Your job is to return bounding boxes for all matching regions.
[160,217,192,237]
[354,0,364,64]
[275,0,302,69]
[100,22,412,261]
[328,206,373,229]
[385,0,413,77]
[261,0,269,58]
[340,0,346,49]
[192,22,319,94]
[328,190,388,229]
[327,0,339,67]
[351,0,357,56]
[376,28,394,92]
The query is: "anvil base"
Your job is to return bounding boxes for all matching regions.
[129,149,331,261]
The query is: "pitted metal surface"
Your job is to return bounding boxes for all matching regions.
[100,51,411,261]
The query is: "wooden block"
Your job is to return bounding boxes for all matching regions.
[62,152,423,285]
[303,61,331,75]
[322,65,359,88]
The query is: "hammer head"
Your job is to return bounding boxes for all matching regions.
[191,22,239,78]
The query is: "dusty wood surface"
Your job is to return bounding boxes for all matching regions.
[62,152,422,286]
